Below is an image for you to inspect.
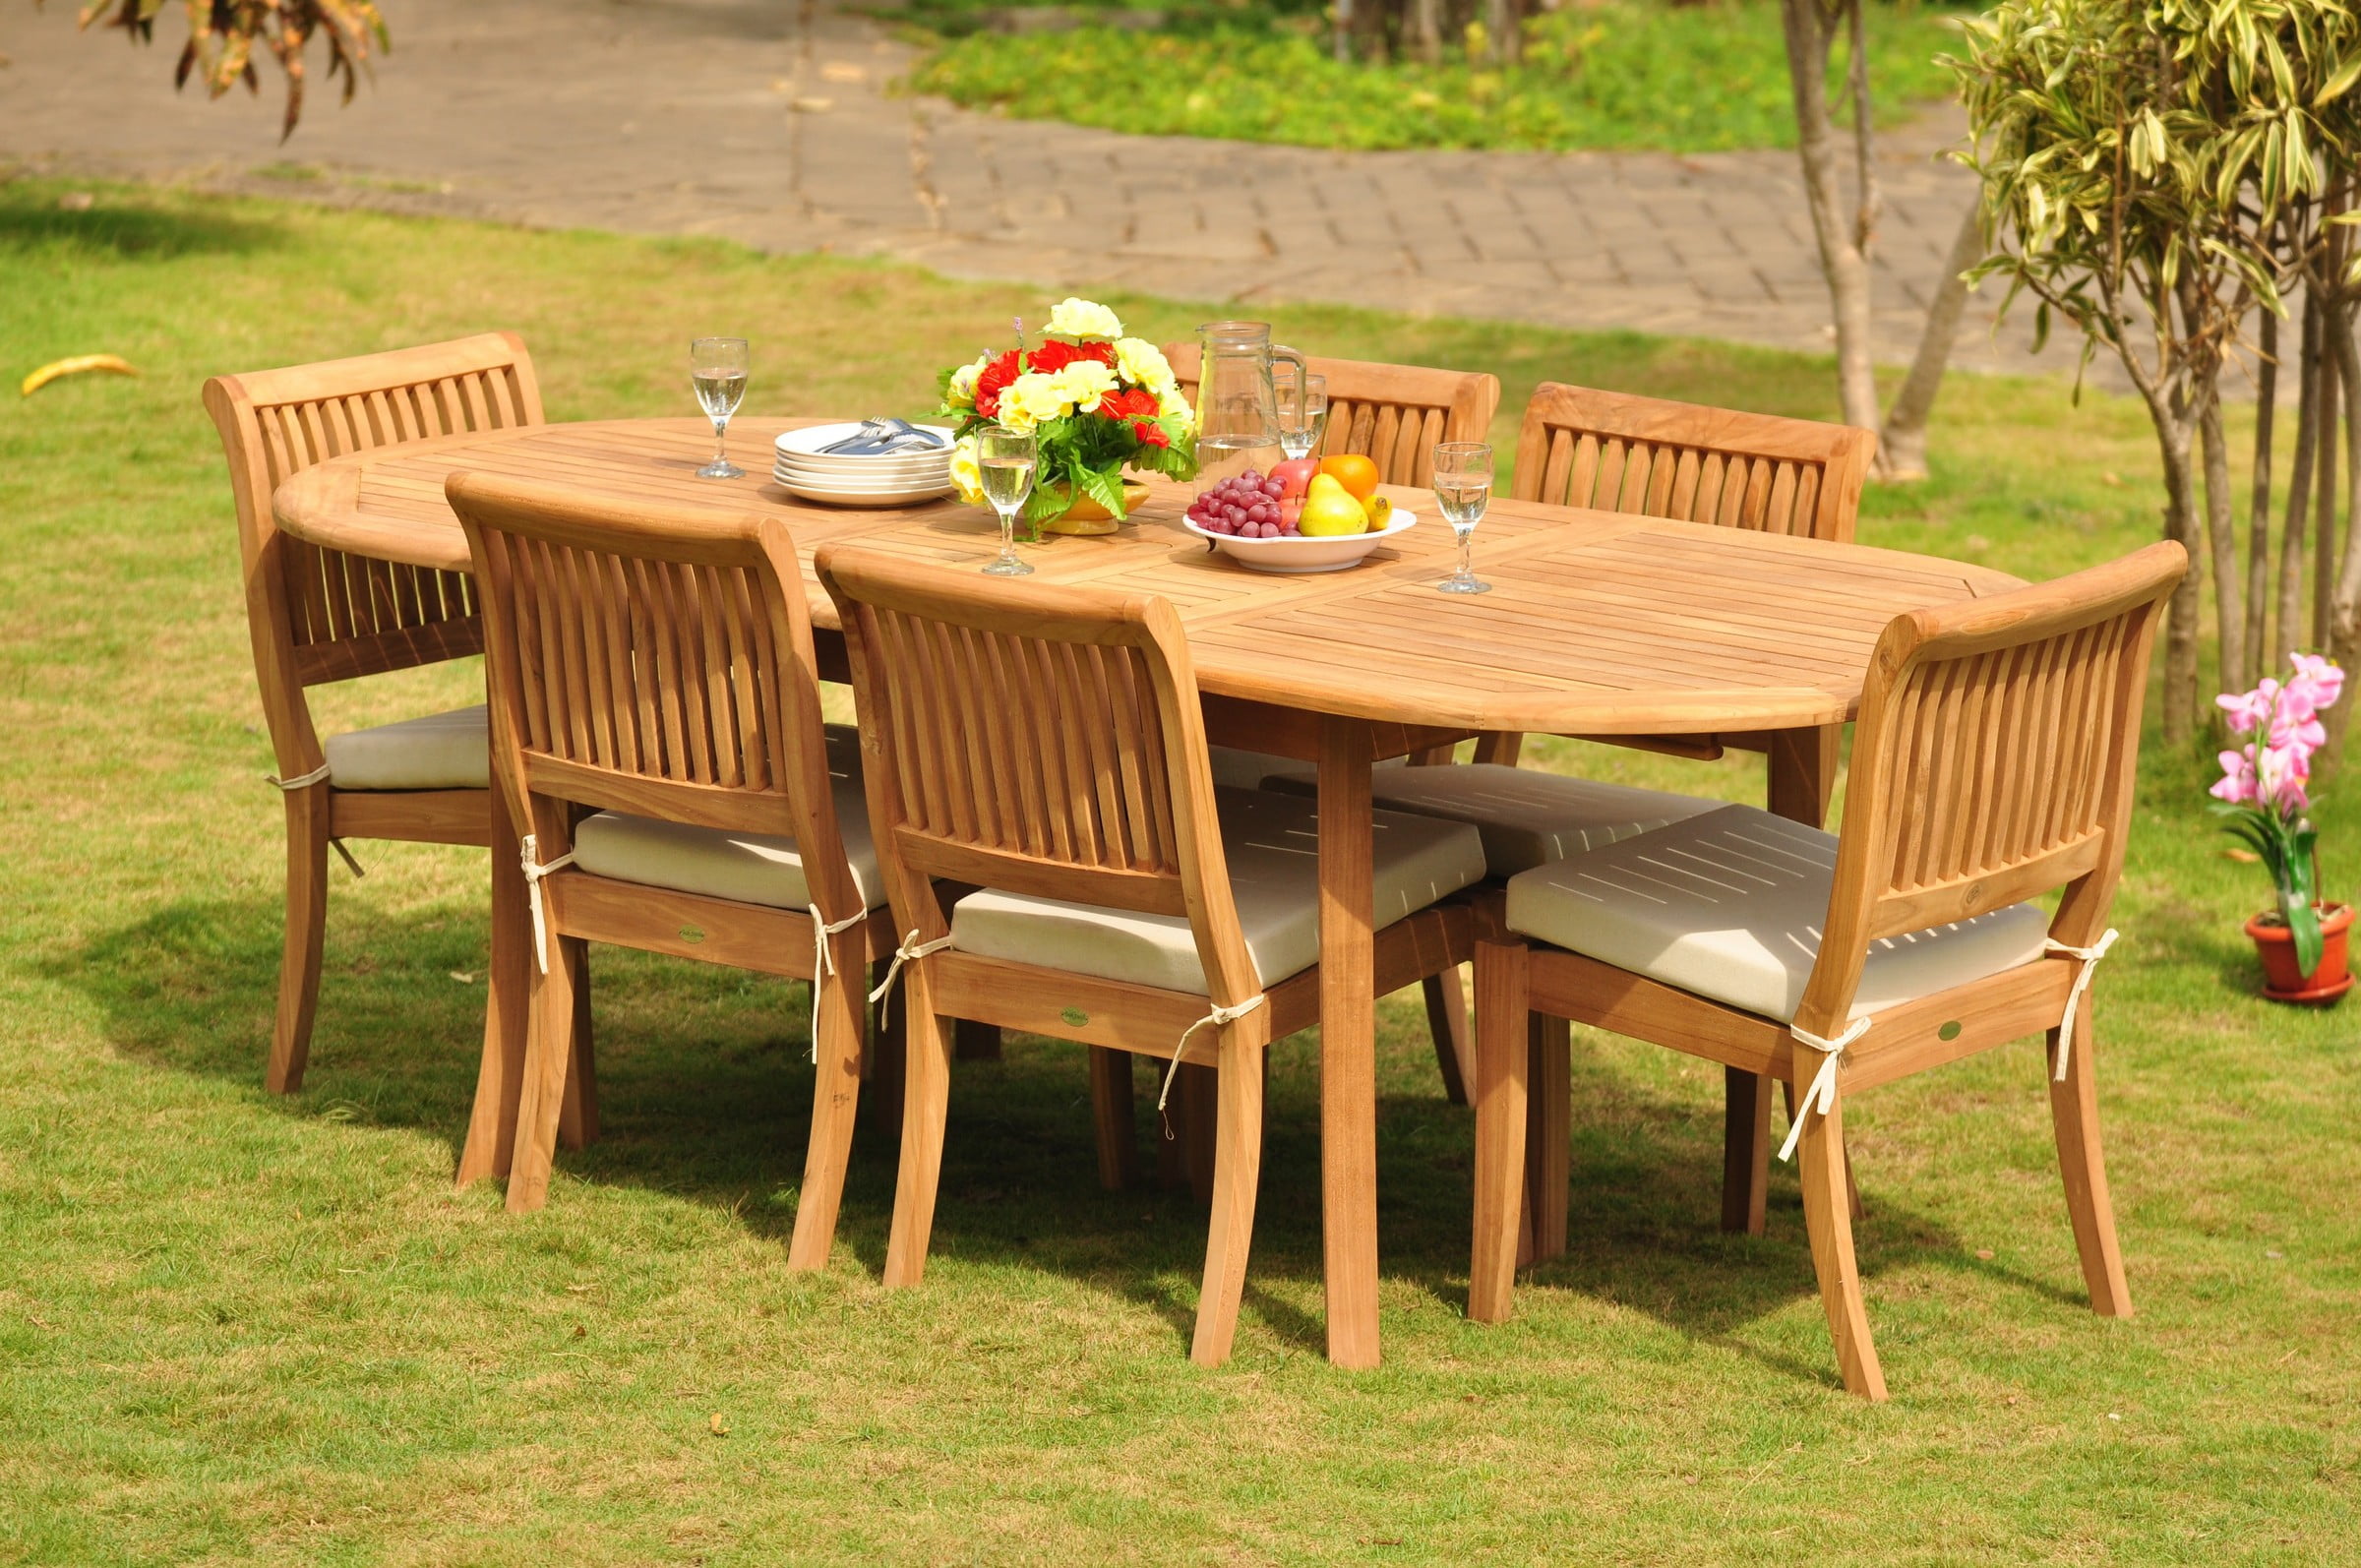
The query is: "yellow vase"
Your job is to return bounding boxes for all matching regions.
[1038,478,1151,535]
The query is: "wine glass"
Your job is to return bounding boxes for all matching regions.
[977,425,1037,577]
[1276,368,1329,462]
[1432,441,1492,595]
[690,336,749,480]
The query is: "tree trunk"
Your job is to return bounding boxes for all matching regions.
[2328,306,2361,757]
[2318,333,2343,648]
[2273,296,2321,674]
[1486,0,1520,64]
[2153,405,2206,744]
[1880,202,1984,481]
[1413,0,1442,65]
[1782,0,1881,439]
[1334,0,1356,63]
[2243,309,2276,691]
[2199,396,2245,698]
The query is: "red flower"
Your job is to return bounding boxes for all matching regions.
[1098,387,1159,421]
[1133,420,1170,449]
[1028,339,1119,375]
[972,348,1022,418]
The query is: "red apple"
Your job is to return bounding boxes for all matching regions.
[1279,498,1304,532]
[1271,457,1319,500]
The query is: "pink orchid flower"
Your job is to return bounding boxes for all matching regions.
[2210,748,2258,804]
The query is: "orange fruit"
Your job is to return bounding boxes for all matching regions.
[1317,453,1381,502]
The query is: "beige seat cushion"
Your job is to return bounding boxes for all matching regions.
[324,704,489,791]
[1270,761,1724,877]
[1504,804,2050,1024]
[950,787,1487,996]
[569,727,882,911]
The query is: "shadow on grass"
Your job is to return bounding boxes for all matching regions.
[0,190,282,261]
[54,895,2025,1381]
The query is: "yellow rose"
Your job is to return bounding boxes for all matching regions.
[1115,336,1177,393]
[949,434,984,505]
[1055,360,1118,410]
[1046,297,1124,341]
[945,353,988,409]
[1158,385,1196,441]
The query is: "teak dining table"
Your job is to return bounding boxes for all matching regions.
[272,415,2024,1368]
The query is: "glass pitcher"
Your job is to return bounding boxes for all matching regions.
[1193,321,1308,491]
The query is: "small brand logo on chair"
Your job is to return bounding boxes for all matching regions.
[681,926,706,944]
[1060,1006,1089,1027]
[1938,1020,1963,1041]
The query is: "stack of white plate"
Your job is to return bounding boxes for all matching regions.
[773,423,959,508]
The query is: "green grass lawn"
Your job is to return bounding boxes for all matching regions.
[2,177,2357,1564]
[897,0,1965,153]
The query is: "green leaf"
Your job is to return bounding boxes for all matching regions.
[2287,898,2326,980]
[1077,464,1128,518]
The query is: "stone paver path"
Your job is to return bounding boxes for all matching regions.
[3,0,2049,375]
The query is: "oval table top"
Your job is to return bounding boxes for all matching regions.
[272,416,2025,737]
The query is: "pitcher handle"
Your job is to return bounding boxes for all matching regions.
[1272,343,1310,447]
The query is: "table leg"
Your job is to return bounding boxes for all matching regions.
[455,786,529,1188]
[1318,714,1380,1369]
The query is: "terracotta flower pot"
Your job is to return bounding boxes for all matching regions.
[1037,478,1151,535]
[2246,902,2355,1004]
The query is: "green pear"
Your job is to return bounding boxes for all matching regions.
[1300,472,1369,536]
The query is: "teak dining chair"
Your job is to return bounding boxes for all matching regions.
[450,472,896,1269]
[204,332,546,1096]
[1166,346,1502,1104]
[1300,382,1880,1237]
[1161,345,1500,489]
[817,549,1485,1365]
[1466,541,2187,1399]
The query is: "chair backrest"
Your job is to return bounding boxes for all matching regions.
[1511,383,1872,542]
[1161,345,1499,488]
[203,332,545,776]
[817,548,1259,1007]
[1791,542,2188,1037]
[448,471,863,925]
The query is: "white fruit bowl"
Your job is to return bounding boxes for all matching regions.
[1181,511,1418,573]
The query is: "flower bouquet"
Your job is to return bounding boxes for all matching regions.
[938,298,1197,535]
[2211,653,2350,1000]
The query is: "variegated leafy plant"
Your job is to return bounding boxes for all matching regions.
[73,0,388,140]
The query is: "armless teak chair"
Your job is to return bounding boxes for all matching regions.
[1293,383,1879,1239]
[449,473,896,1269]
[1166,345,1502,1104]
[1467,541,2186,1399]
[204,333,545,1095]
[817,549,1485,1365]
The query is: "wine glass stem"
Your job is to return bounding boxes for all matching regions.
[999,507,1017,563]
[712,419,728,466]
[1457,528,1474,580]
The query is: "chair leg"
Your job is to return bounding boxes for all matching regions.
[1469,939,1530,1324]
[1794,1075,1887,1401]
[2047,1007,2133,1317]
[267,788,332,1095]
[1180,1061,1220,1206]
[505,935,582,1215]
[1191,1036,1267,1367]
[1089,1047,1137,1191]
[881,969,955,1289]
[558,941,597,1150]
[1524,1014,1570,1265]
[1422,966,1474,1107]
[1722,1068,1773,1235]
[788,935,866,1272]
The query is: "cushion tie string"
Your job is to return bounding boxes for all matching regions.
[265,762,332,791]
[804,904,871,1062]
[265,765,362,875]
[868,931,953,1008]
[1156,995,1266,1137]
[1777,1015,1873,1164]
[2042,929,2119,1082]
[518,833,575,975]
